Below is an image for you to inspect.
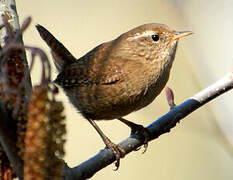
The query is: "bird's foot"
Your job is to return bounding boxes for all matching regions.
[130,123,151,154]
[104,136,125,170]
[118,117,151,153]
[87,118,125,170]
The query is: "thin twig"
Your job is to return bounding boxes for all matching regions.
[62,72,233,180]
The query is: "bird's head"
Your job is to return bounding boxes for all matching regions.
[112,23,192,63]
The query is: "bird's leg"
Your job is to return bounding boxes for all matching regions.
[118,117,151,153]
[87,118,125,170]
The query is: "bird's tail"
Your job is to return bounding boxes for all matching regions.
[36,24,76,72]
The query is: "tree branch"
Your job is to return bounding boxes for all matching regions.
[62,72,233,180]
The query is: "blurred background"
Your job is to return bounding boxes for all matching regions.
[17,0,233,179]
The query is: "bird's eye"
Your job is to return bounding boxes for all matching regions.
[151,34,159,42]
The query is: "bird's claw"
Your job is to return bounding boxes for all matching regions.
[130,124,151,153]
[104,137,125,170]
[142,142,148,154]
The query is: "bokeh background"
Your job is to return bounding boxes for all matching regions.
[17,0,233,179]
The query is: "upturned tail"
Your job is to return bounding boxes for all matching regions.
[36,24,76,72]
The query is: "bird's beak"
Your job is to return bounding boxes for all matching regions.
[172,31,193,41]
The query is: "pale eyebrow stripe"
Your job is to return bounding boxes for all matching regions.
[127,31,155,41]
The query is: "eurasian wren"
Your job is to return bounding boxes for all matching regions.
[36,23,192,168]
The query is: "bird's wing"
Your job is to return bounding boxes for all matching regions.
[97,62,127,85]
[54,60,126,87]
[54,62,92,86]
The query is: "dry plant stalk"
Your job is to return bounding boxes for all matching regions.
[0,15,30,180]
[23,18,66,179]
[0,15,66,180]
[0,16,29,158]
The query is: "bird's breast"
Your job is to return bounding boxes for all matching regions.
[62,43,177,120]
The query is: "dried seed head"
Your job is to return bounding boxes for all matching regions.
[0,47,28,159]
[24,85,66,180]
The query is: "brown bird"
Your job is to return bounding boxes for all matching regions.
[36,23,192,168]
